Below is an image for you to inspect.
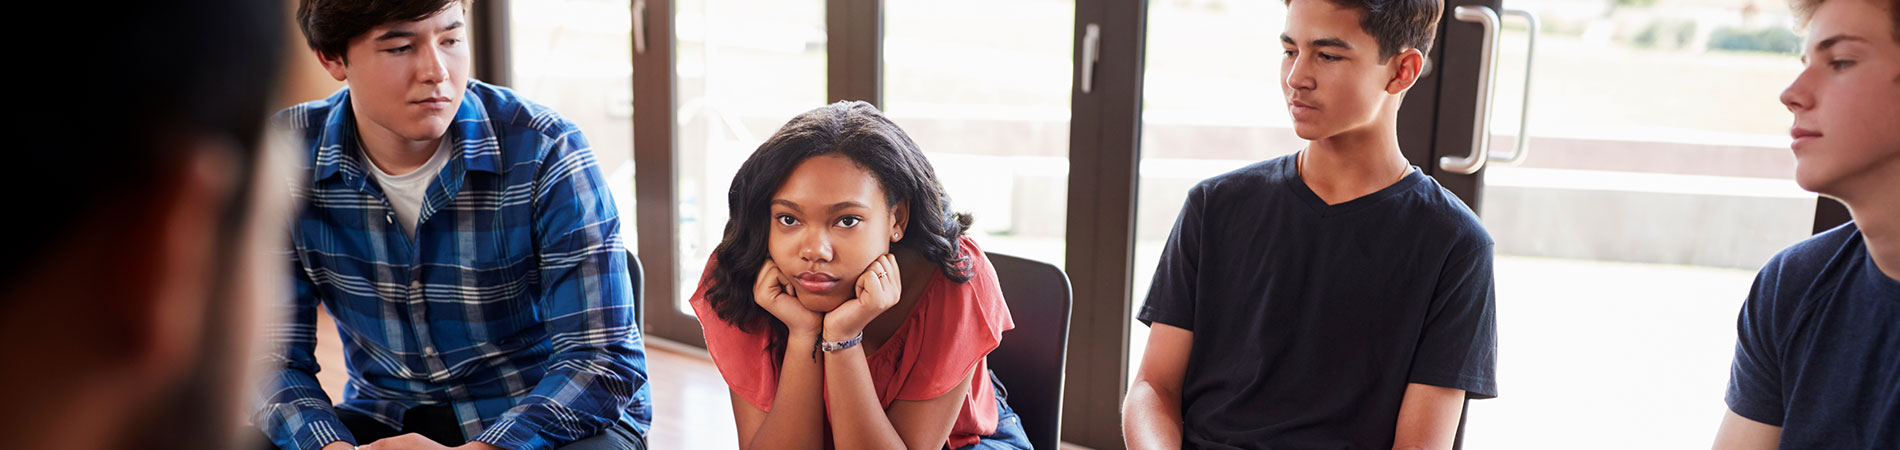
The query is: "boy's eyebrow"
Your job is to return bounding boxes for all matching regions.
[1815,33,1867,51]
[1801,33,1868,63]
[1279,34,1354,50]
[372,21,464,41]
[1312,38,1353,49]
[374,28,416,41]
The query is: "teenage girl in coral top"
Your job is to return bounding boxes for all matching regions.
[690,101,1030,449]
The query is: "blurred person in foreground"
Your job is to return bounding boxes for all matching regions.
[0,1,291,450]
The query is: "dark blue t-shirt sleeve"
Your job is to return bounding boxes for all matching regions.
[1138,183,1205,330]
[1726,262,1785,426]
[1407,241,1500,399]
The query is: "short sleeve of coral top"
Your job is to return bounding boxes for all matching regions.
[691,236,1016,449]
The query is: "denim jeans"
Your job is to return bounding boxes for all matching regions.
[955,370,1034,450]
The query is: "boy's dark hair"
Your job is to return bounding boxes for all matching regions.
[704,101,975,365]
[1790,0,1900,41]
[299,0,466,61]
[1289,0,1444,62]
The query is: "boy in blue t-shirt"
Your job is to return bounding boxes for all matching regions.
[1713,0,1900,448]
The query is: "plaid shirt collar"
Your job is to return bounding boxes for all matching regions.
[311,86,503,189]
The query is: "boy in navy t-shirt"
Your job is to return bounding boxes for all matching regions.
[1121,0,1498,448]
[1713,0,1900,448]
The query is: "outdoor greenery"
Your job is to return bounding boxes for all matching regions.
[1631,19,1698,49]
[1709,26,1803,54]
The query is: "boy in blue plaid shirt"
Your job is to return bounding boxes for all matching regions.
[251,1,650,449]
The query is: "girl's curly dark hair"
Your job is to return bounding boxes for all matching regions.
[704,101,975,363]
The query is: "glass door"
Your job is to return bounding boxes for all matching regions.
[1458,0,1816,448]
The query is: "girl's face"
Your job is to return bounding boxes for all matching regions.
[768,154,909,312]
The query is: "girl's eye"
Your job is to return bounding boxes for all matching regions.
[837,216,862,228]
[776,215,799,227]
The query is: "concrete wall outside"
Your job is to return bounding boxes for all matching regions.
[1009,170,1814,270]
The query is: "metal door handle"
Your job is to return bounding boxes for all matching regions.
[1439,5,1500,175]
[633,0,649,54]
[1488,8,1538,166]
[1080,23,1100,94]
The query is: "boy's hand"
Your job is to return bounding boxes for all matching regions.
[358,433,450,450]
[755,259,823,335]
[824,253,901,342]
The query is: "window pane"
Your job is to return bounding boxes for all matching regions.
[508,0,638,249]
[883,0,1075,268]
[1468,1,1812,447]
[674,0,827,314]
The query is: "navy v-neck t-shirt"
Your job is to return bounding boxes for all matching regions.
[1727,222,1900,449]
[1138,154,1499,450]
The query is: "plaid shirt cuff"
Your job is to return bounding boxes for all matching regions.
[471,417,546,450]
[289,415,356,450]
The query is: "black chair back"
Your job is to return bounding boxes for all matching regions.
[983,252,1073,450]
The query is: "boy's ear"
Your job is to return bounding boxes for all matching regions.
[1384,48,1427,95]
[315,50,349,82]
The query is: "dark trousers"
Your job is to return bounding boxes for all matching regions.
[260,404,646,449]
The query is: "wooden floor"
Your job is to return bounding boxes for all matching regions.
[646,338,742,450]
